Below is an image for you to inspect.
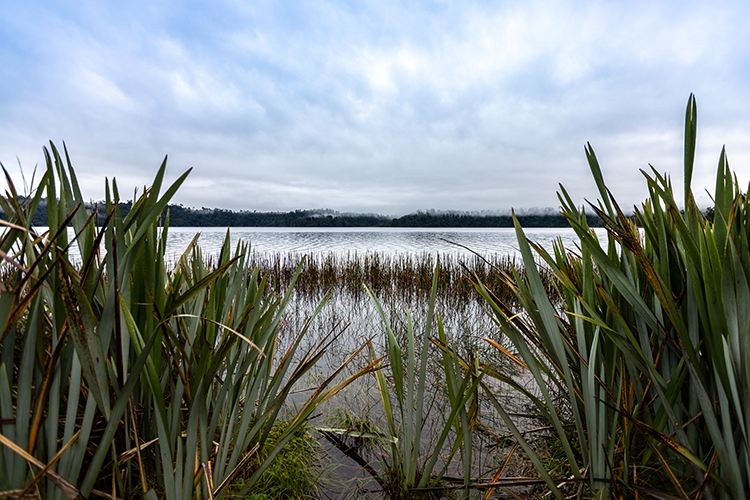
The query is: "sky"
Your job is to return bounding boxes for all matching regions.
[1,0,749,216]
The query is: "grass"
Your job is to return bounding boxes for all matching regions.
[231,421,325,499]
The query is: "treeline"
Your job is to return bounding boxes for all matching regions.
[389,210,604,227]
[10,200,604,228]
[165,206,604,227]
[165,206,393,227]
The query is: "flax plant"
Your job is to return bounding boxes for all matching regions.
[0,142,370,499]
[0,143,183,500]
[367,266,484,499]
[477,95,750,498]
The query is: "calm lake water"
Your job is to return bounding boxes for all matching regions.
[50,226,609,263]
[160,226,608,260]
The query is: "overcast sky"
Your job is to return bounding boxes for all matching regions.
[1,1,749,215]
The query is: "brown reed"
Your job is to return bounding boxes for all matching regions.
[240,250,558,308]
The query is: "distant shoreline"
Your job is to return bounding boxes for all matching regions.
[129,204,607,228]
[164,210,605,228]
[13,201,606,228]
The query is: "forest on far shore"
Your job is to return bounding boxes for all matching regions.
[11,200,606,228]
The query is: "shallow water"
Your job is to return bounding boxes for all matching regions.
[279,291,539,499]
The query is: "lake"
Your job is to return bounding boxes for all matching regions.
[160,226,607,260]
[49,226,609,263]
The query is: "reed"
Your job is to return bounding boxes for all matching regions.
[6,95,744,500]
[364,267,485,499]
[241,250,550,309]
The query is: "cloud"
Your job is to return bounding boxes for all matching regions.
[1,0,749,214]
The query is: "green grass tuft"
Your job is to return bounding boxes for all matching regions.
[232,422,324,500]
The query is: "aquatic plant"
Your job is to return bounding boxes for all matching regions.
[0,143,372,499]
[243,250,539,309]
[478,94,750,498]
[367,267,484,499]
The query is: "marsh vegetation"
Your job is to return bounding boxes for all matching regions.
[1,95,749,499]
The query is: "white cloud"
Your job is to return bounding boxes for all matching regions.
[75,69,135,111]
[1,0,749,214]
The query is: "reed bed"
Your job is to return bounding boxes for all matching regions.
[240,250,556,309]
